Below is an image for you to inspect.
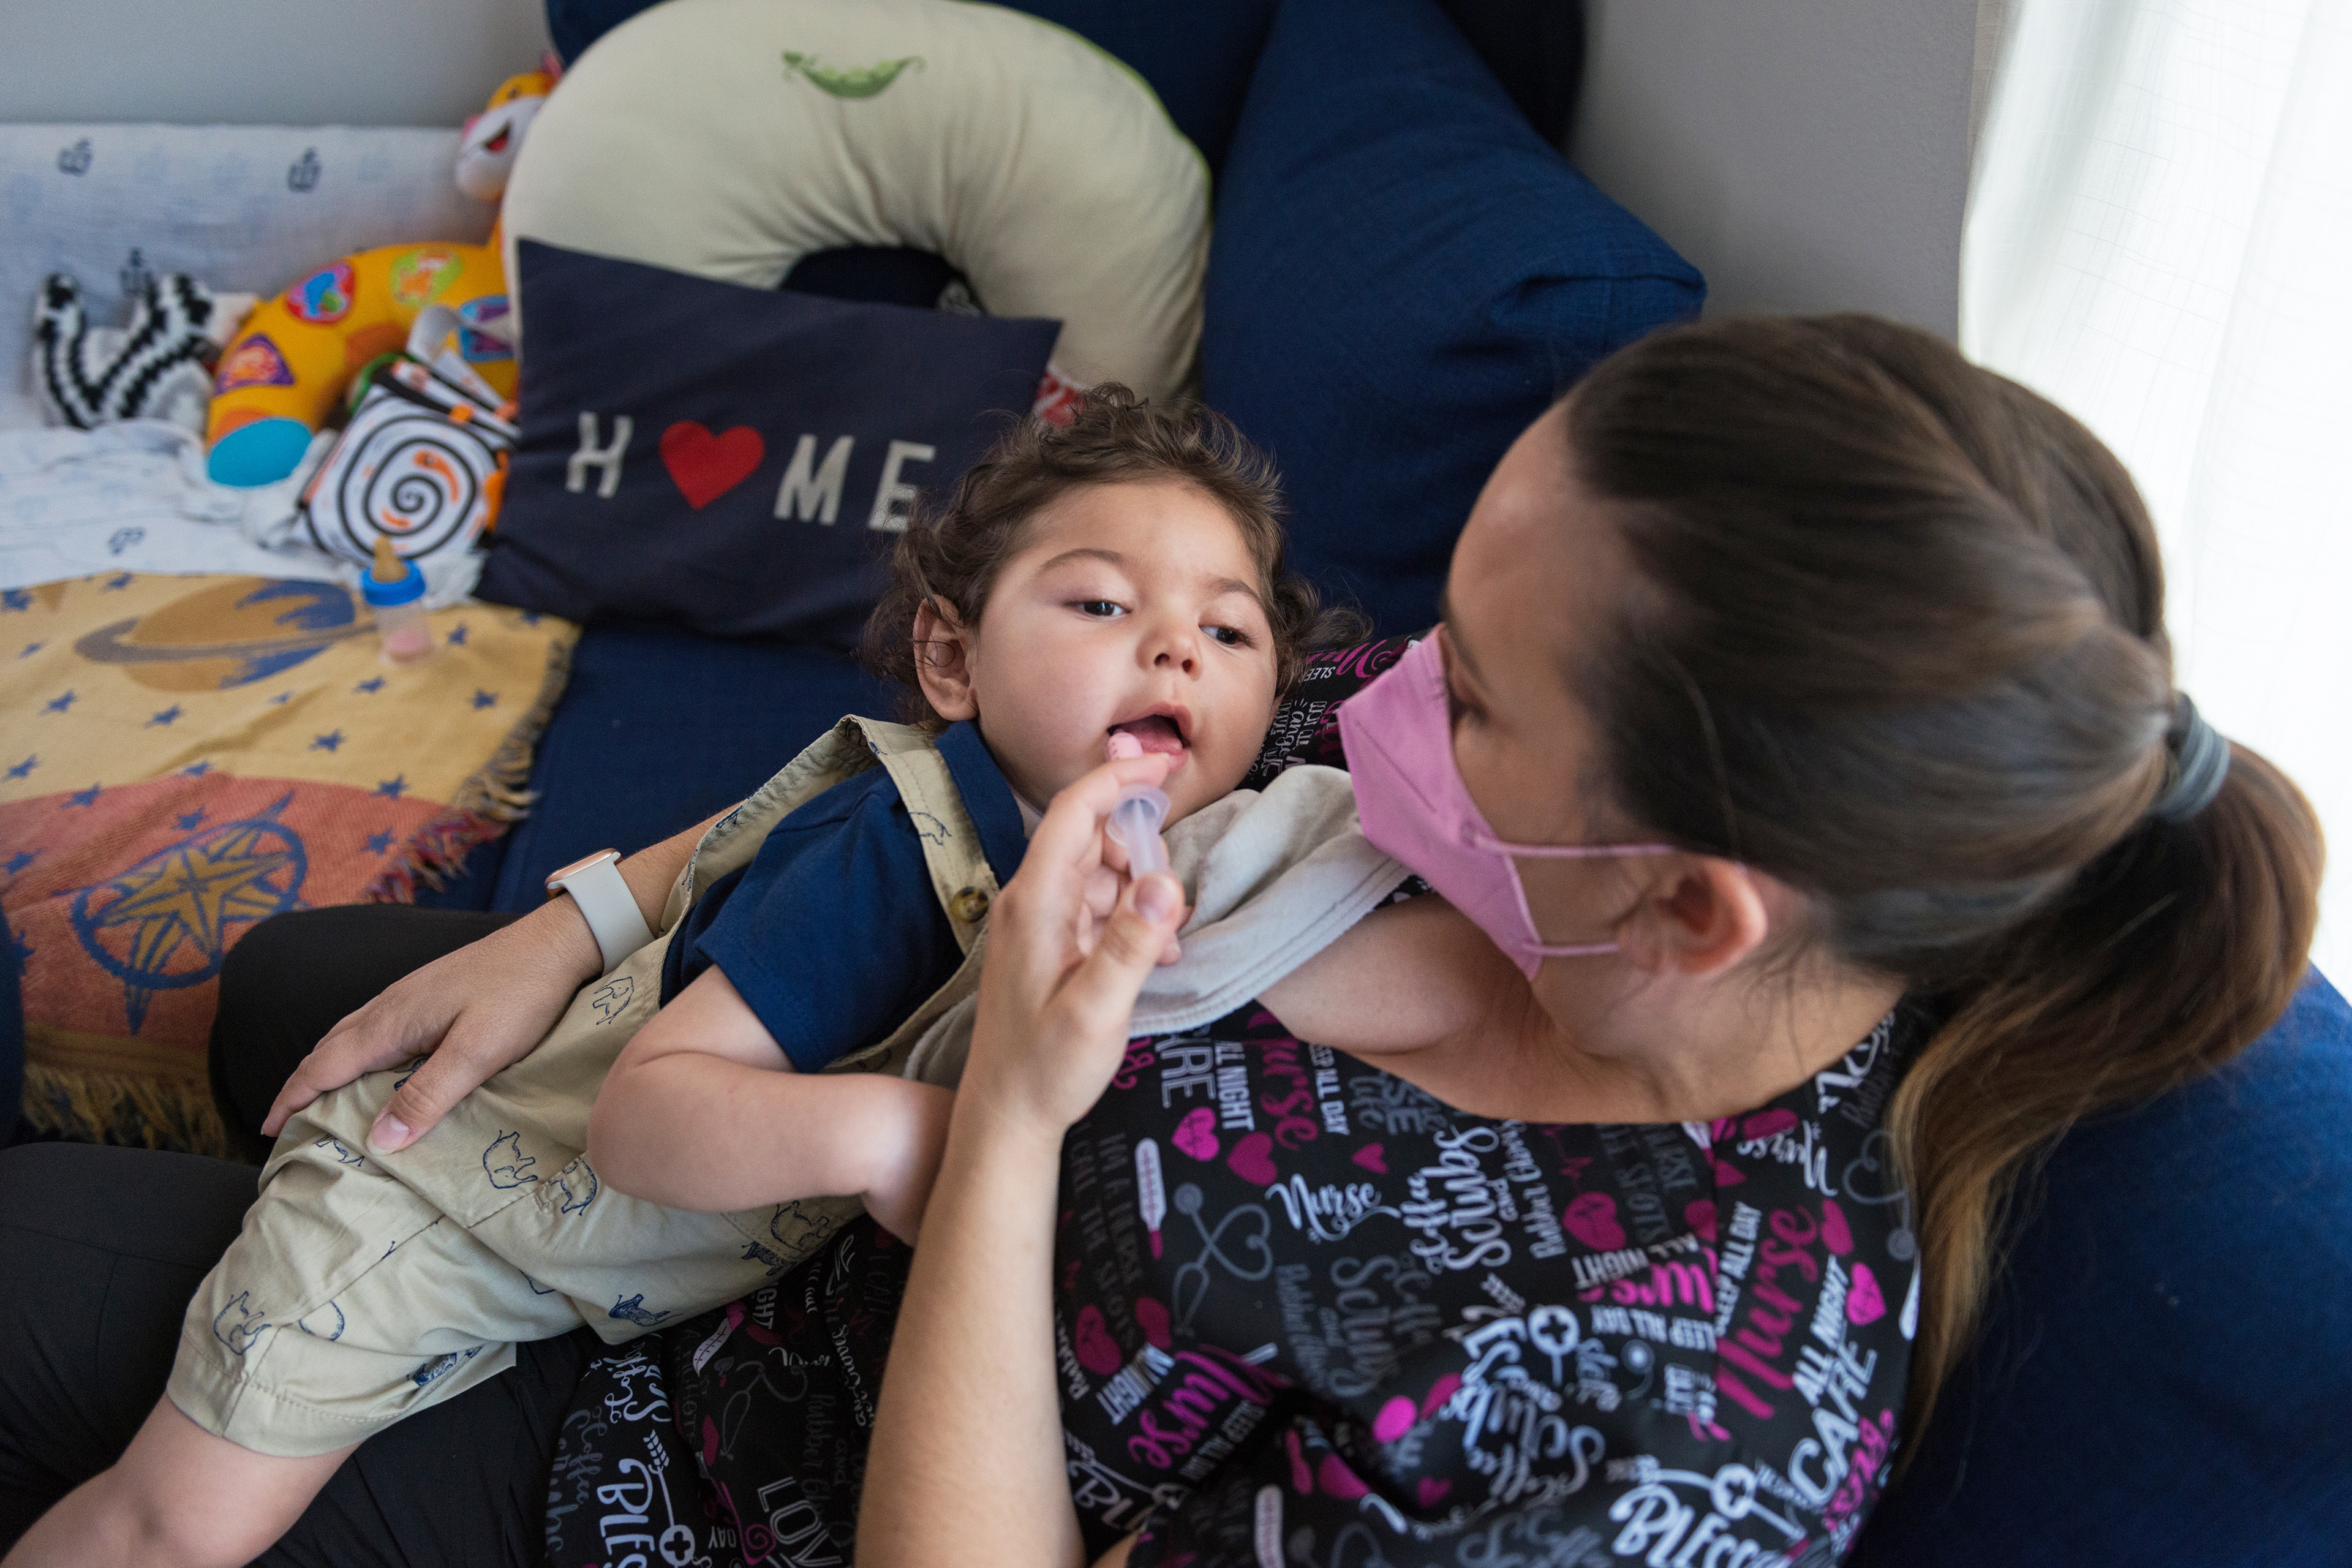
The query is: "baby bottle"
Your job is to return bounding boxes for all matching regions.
[364,536,431,664]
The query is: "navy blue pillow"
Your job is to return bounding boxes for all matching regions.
[545,0,1278,174]
[1202,0,1704,636]
[1853,971,2352,1564]
[477,241,1057,646]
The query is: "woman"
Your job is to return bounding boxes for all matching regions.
[0,315,2318,1566]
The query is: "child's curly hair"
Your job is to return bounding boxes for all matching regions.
[862,385,1363,729]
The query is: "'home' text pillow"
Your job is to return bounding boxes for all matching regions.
[477,240,1058,644]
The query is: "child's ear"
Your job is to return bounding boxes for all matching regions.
[911,597,979,722]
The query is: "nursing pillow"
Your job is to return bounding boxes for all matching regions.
[502,0,1209,399]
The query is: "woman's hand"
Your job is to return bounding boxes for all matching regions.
[262,810,719,1152]
[858,756,1188,1568]
[960,753,1191,1137]
[261,901,603,1152]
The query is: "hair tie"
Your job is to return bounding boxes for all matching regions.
[2152,694,2230,822]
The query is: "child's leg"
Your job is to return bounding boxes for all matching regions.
[0,1397,350,1568]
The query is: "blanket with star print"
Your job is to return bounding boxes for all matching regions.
[0,571,575,1154]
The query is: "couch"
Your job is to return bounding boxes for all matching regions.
[4,0,2345,1560]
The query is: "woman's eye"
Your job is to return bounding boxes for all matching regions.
[1075,600,1125,619]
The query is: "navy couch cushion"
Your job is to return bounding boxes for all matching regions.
[1852,971,2352,1565]
[1202,0,1703,637]
[477,242,1057,647]
[473,624,902,913]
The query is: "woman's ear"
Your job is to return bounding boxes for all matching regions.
[911,597,980,722]
[1618,857,1771,977]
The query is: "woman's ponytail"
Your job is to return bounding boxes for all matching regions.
[1888,743,2320,1441]
[1564,314,2325,1452]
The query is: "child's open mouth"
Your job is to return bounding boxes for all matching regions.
[1108,714,1186,755]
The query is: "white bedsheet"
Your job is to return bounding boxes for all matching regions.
[0,421,481,603]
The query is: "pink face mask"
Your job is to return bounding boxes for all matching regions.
[1338,635,1675,978]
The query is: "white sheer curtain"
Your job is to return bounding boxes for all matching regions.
[1964,0,2352,982]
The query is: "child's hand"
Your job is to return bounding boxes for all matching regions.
[861,1081,954,1243]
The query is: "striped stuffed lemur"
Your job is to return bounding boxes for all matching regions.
[32,272,255,435]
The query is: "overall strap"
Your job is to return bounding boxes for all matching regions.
[850,717,1001,957]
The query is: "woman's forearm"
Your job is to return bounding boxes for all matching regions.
[858,1099,1081,1568]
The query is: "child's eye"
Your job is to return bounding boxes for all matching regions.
[1074,600,1126,619]
[1203,623,1253,647]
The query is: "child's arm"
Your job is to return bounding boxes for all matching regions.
[1257,892,1528,1054]
[586,966,952,1241]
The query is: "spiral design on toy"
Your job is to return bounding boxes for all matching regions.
[323,415,486,560]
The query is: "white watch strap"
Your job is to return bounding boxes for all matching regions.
[554,856,655,974]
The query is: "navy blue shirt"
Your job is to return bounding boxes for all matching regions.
[658,722,1028,1071]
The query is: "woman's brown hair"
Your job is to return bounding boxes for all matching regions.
[863,385,1360,727]
[1563,314,2321,1447]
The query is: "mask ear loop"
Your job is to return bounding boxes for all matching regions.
[1461,832,1682,959]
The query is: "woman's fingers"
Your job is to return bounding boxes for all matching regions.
[260,1008,428,1135]
[366,1013,517,1153]
[1056,873,1187,1045]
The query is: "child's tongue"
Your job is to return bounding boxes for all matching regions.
[1109,715,1185,755]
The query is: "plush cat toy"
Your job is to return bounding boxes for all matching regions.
[31,271,255,434]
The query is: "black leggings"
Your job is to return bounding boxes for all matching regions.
[0,907,582,1563]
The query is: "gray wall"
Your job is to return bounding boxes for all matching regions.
[1571,0,1977,336]
[1,0,1973,334]
[0,0,552,128]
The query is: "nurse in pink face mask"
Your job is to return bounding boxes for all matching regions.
[864,314,2323,1568]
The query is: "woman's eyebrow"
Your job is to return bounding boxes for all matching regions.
[1433,593,1486,688]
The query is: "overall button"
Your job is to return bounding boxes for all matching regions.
[949,886,991,924]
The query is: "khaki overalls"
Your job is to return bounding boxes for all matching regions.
[170,718,998,1457]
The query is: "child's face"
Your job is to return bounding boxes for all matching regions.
[916,479,1281,822]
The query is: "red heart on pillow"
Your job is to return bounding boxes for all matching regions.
[659,421,764,509]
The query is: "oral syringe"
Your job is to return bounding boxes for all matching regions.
[1103,731,1171,877]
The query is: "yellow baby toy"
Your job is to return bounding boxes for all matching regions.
[205,63,556,485]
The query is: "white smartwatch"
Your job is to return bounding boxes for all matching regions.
[545,848,656,974]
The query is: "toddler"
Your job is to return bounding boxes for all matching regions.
[18,388,1350,1568]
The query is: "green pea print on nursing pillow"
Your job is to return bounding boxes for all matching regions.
[780,49,925,98]
[503,0,1209,399]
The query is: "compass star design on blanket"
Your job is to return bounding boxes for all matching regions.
[68,793,307,1031]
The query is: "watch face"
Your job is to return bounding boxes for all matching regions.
[544,848,620,891]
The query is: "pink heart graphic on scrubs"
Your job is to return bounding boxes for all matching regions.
[1417,1477,1453,1510]
[1420,1372,1461,1419]
[1227,1131,1278,1186]
[1352,1142,1387,1174]
[1171,1107,1219,1161]
[1684,1199,1718,1241]
[1713,1159,1746,1186]
[1742,1107,1798,1142]
[1846,1262,1888,1326]
[1820,1198,1853,1256]
[1317,1454,1371,1499]
[1286,1430,1313,1493]
[1133,1295,1172,1349]
[1563,1192,1626,1250]
[1072,1303,1123,1374]
[1373,1396,1417,1443]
